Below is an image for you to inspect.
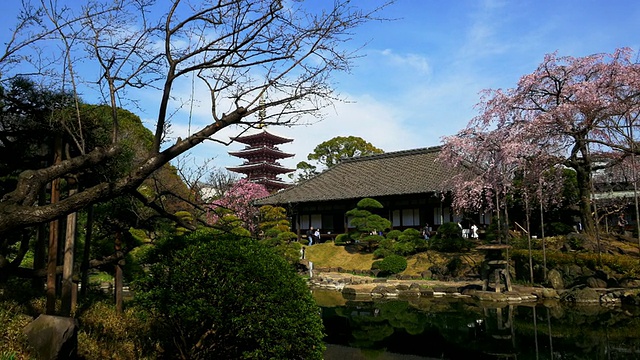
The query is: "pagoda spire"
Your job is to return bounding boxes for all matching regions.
[258,96,266,128]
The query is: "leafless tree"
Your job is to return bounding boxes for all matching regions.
[0,0,392,236]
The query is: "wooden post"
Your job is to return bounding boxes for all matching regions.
[46,136,63,315]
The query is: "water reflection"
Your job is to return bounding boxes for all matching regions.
[313,289,640,360]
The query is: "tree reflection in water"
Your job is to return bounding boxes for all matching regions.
[314,289,640,359]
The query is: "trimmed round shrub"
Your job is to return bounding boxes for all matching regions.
[431,222,472,252]
[434,222,461,239]
[135,232,325,359]
[385,229,402,240]
[392,241,415,256]
[371,254,407,277]
[335,233,350,245]
[373,248,392,259]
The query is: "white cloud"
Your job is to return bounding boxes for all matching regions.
[379,49,432,76]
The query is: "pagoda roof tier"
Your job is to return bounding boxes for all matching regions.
[228,146,294,159]
[227,161,294,174]
[232,129,293,145]
[252,177,292,190]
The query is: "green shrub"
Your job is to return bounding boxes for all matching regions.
[335,233,349,245]
[0,300,33,359]
[134,232,325,359]
[356,197,384,209]
[431,237,472,252]
[566,234,584,250]
[371,254,407,277]
[385,230,402,240]
[434,222,462,239]
[77,301,155,360]
[373,248,392,259]
[392,241,415,256]
[431,223,472,252]
[398,227,421,241]
[374,238,393,259]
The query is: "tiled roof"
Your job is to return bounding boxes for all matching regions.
[227,161,294,174]
[256,146,456,205]
[228,146,294,159]
[232,129,293,145]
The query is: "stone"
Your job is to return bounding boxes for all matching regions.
[420,289,434,297]
[420,270,433,279]
[620,278,640,288]
[372,285,392,295]
[24,314,79,360]
[562,287,601,304]
[600,292,620,304]
[563,264,583,279]
[409,283,421,290]
[586,277,607,289]
[547,269,565,290]
[540,288,559,299]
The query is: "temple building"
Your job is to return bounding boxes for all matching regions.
[227,129,295,192]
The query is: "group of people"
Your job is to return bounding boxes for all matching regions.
[458,222,479,239]
[422,222,480,240]
[306,226,321,245]
[307,222,482,245]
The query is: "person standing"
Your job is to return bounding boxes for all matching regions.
[470,223,479,239]
[618,215,628,235]
[421,224,430,240]
[307,226,314,245]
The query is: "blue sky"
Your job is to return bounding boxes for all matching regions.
[1,0,639,179]
[242,0,640,175]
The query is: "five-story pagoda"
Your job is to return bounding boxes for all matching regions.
[227,126,294,192]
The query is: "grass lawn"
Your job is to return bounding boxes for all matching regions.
[305,243,375,270]
[304,242,468,276]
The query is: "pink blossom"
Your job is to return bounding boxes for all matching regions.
[206,179,270,234]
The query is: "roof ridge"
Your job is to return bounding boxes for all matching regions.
[340,145,442,163]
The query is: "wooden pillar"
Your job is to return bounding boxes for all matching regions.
[46,137,63,315]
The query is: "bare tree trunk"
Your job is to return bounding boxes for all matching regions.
[495,192,502,244]
[46,136,63,315]
[540,201,547,282]
[576,165,595,234]
[503,195,512,282]
[629,125,640,249]
[524,193,534,284]
[32,184,47,292]
[504,198,511,242]
[114,230,123,315]
[81,204,94,298]
[61,184,78,317]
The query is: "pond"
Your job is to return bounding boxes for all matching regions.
[313,289,640,360]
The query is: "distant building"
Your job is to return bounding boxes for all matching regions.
[227,129,294,193]
[255,146,491,237]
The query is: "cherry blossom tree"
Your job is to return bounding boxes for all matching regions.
[439,125,522,242]
[442,48,640,235]
[207,179,269,234]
